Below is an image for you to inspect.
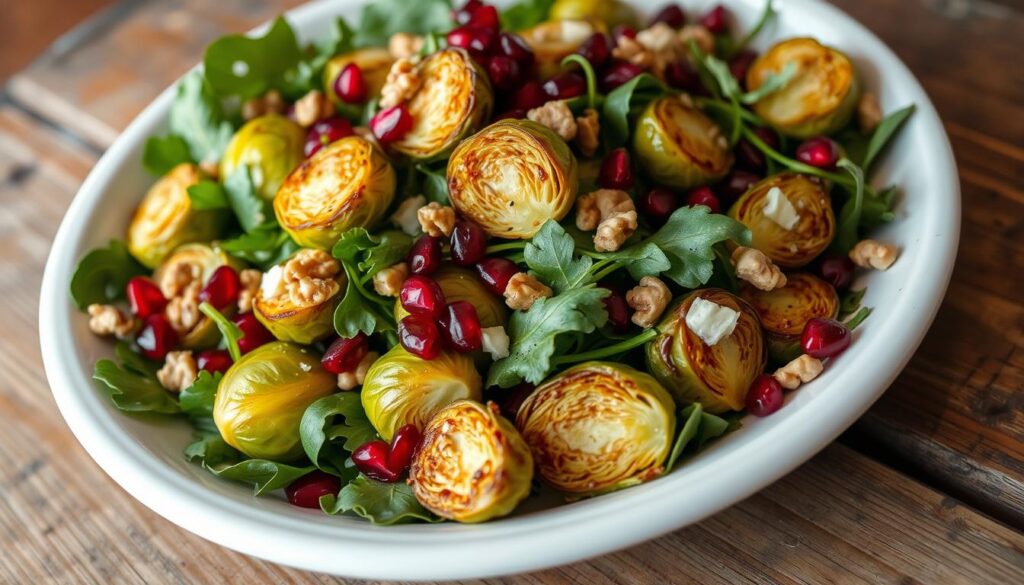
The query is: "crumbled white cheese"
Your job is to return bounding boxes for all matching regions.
[763,186,800,230]
[481,326,510,361]
[260,265,283,298]
[684,297,740,346]
[391,195,426,236]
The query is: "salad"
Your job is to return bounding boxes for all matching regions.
[69,0,912,525]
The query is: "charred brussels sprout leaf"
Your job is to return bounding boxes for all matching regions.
[354,0,453,49]
[203,16,302,100]
[500,0,556,30]
[169,72,235,164]
[93,357,181,415]
[602,73,667,148]
[300,392,377,470]
[321,475,440,525]
[69,239,146,310]
[142,134,193,176]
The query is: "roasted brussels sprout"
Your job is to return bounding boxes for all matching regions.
[633,96,734,189]
[214,341,336,461]
[646,289,766,414]
[322,48,394,106]
[448,119,578,239]
[220,114,305,201]
[409,400,533,523]
[394,266,506,328]
[274,135,396,250]
[152,243,242,348]
[516,362,676,496]
[361,345,483,441]
[521,19,598,79]
[550,0,637,28]
[253,249,346,344]
[740,273,839,364]
[126,163,227,269]
[727,172,836,268]
[391,48,493,161]
[747,38,860,139]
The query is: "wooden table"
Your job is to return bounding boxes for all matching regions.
[2,1,1022,582]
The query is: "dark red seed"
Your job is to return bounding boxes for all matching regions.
[136,314,178,361]
[304,117,354,157]
[600,60,644,92]
[232,313,274,355]
[746,374,784,416]
[718,170,761,206]
[486,55,521,91]
[649,4,686,28]
[334,63,367,104]
[285,471,341,508]
[352,440,399,482]
[321,333,369,374]
[387,424,422,474]
[452,0,483,25]
[729,49,758,88]
[198,265,240,311]
[796,136,842,170]
[439,301,482,353]
[496,382,535,419]
[510,80,547,111]
[638,187,679,225]
[468,4,499,31]
[450,220,488,266]
[542,71,586,100]
[446,25,495,56]
[600,286,631,334]
[801,318,851,359]
[370,105,414,144]
[735,126,776,172]
[398,314,442,359]
[126,276,166,320]
[686,186,721,213]
[497,32,534,67]
[196,349,233,374]
[664,59,701,92]
[612,25,636,43]
[576,33,611,68]
[406,235,442,275]
[400,275,447,319]
[817,255,856,291]
[475,257,519,295]
[599,147,634,190]
[699,4,729,34]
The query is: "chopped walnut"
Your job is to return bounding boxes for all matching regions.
[241,89,286,120]
[612,34,655,69]
[379,57,421,109]
[574,108,600,157]
[159,260,201,298]
[165,282,202,334]
[417,202,457,237]
[504,273,552,311]
[636,22,689,77]
[677,24,715,56]
[849,239,899,271]
[575,189,637,252]
[293,90,335,127]
[389,32,423,59]
[527,100,578,142]
[87,304,138,339]
[280,249,342,306]
[157,351,198,393]
[732,246,787,291]
[238,269,262,314]
[858,91,883,133]
[338,351,379,390]
[373,262,409,297]
[773,354,824,390]
[626,276,671,328]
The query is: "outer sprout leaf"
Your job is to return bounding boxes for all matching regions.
[93,359,181,414]
[169,72,235,164]
[862,105,915,171]
[142,135,193,176]
[320,475,440,525]
[198,302,243,361]
[524,220,593,293]
[831,159,866,254]
[203,16,303,99]
[69,240,146,310]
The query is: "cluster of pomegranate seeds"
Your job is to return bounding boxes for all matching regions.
[685,186,721,213]
[718,170,760,205]
[440,301,483,352]
[474,257,518,295]
[542,71,587,100]
[321,333,369,374]
[126,276,166,320]
[285,471,341,509]
[576,33,611,69]
[638,187,679,225]
[197,349,233,374]
[370,105,414,144]
[407,235,443,274]
[664,59,701,92]
[599,285,631,334]
[198,265,240,311]
[398,275,484,357]
[746,374,784,417]
[352,424,422,483]
[599,148,634,190]
[399,314,442,359]
[498,32,534,65]
[510,80,547,111]
[650,4,686,28]
[450,220,488,265]
[232,313,274,355]
[493,382,535,419]
[334,63,367,104]
[401,275,447,319]
[304,117,353,157]
[447,26,495,56]
[600,60,644,92]
[487,55,521,90]
[699,4,729,34]
[817,255,856,290]
[137,315,178,360]
[801,318,851,359]
[796,136,842,170]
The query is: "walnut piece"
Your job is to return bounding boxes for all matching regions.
[87,304,138,339]
[527,100,578,141]
[165,281,202,334]
[857,91,883,132]
[773,354,824,390]
[417,202,457,238]
[379,58,421,109]
[626,276,671,328]
[159,260,201,298]
[389,32,423,59]
[238,269,262,314]
[294,90,335,127]
[575,189,638,252]
[574,108,600,157]
[636,22,689,77]
[391,194,426,235]
[338,351,379,390]
[677,24,714,56]
[281,249,342,306]
[504,272,552,311]
[373,262,409,297]
[612,34,654,69]
[241,89,285,121]
[849,239,899,271]
[157,351,198,393]
[732,246,787,291]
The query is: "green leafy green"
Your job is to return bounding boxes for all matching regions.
[331,229,406,337]
[321,475,439,525]
[69,239,146,310]
[285,16,356,96]
[665,404,733,470]
[524,221,594,293]
[416,163,450,204]
[844,306,872,330]
[839,288,867,318]
[602,74,667,147]
[862,105,915,171]
[860,185,898,228]
[334,265,393,337]
[142,134,193,176]
[184,433,241,467]
[223,165,272,233]
[355,0,454,49]
[186,180,230,210]
[740,62,796,104]
[203,16,303,100]
[722,0,776,59]
[169,72,235,164]
[300,393,377,470]
[333,228,413,278]
[500,0,554,31]
[831,159,866,254]
[115,341,161,378]
[220,226,299,270]
[562,54,599,111]
[602,242,671,282]
[178,371,222,432]
[186,432,313,495]
[93,359,181,415]
[198,302,243,361]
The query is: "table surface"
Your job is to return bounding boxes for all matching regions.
[1,0,1022,582]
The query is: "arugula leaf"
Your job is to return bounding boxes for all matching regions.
[331,229,404,336]
[169,72,235,164]
[500,0,554,31]
[284,17,356,97]
[223,166,272,233]
[524,221,593,293]
[487,285,609,387]
[184,433,241,467]
[186,180,230,210]
[844,306,872,330]
[861,185,898,227]
[211,459,312,496]
[93,359,181,414]
[604,242,671,281]
[665,404,732,470]
[115,341,161,378]
[831,159,866,254]
[220,226,299,270]
[334,265,391,337]
[602,74,667,147]
[300,393,377,469]
[178,371,221,432]
[840,288,867,318]
[321,475,439,525]
[416,163,450,204]
[726,0,776,58]
[198,302,243,361]
[335,228,413,278]
[355,0,454,49]
[69,240,146,310]
[142,135,192,176]
[862,105,915,171]
[740,62,796,104]
[203,16,303,99]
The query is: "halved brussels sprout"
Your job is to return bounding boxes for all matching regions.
[361,345,483,441]
[152,243,242,348]
[409,400,533,523]
[646,289,766,414]
[521,20,598,79]
[322,48,394,106]
[127,163,227,269]
[740,273,838,364]
[727,172,835,268]
[274,135,396,250]
[220,114,306,201]
[253,249,346,344]
[747,38,860,139]
[448,119,578,239]
[515,362,676,496]
[214,341,336,461]
[391,48,493,161]
[633,96,734,189]
[550,0,637,28]
[394,266,506,328]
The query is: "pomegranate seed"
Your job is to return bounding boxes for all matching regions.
[387,424,422,474]
[729,49,758,87]
[600,60,644,92]
[352,440,399,482]
[304,117,354,157]
[196,349,233,374]
[321,333,369,374]
[406,235,442,275]
[136,314,178,360]
[487,55,521,90]
[718,170,760,206]
[198,266,240,311]
[510,80,547,110]
[495,382,535,419]
[576,33,611,68]
[638,187,679,225]
[285,471,341,508]
[475,257,519,295]
[498,32,534,67]
[468,4,499,30]
[400,275,447,319]
[736,127,778,172]
[817,255,856,290]
[686,186,721,213]
[664,59,700,92]
[370,105,414,144]
[746,374,784,416]
[600,286,631,333]
[439,301,483,353]
[334,63,367,104]
[612,25,636,43]
[450,220,488,266]
[232,313,274,354]
[796,136,842,170]
[801,318,851,359]
[446,25,494,56]
[599,148,634,190]
[542,71,586,100]
[650,4,686,28]
[399,314,442,359]
[452,0,483,25]
[699,4,729,34]
[126,276,166,320]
